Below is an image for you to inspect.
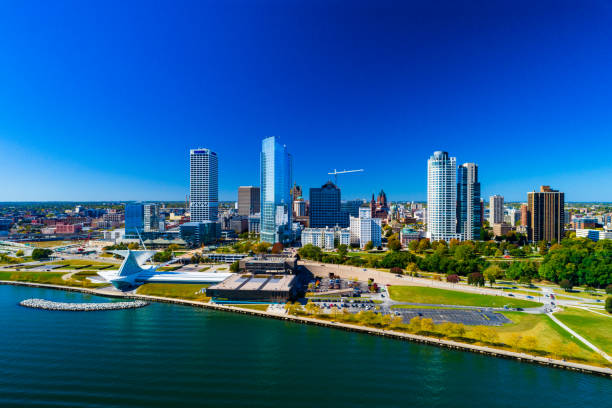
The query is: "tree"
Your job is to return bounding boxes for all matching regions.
[390,266,403,275]
[408,316,422,332]
[364,241,374,250]
[388,238,402,252]
[230,260,240,272]
[127,242,139,250]
[271,242,284,254]
[304,301,321,315]
[606,297,612,314]
[253,242,271,254]
[416,238,431,253]
[31,248,52,260]
[467,272,485,287]
[520,336,538,350]
[560,279,573,292]
[508,333,523,350]
[153,250,172,262]
[337,244,348,258]
[446,274,460,284]
[483,264,503,287]
[168,243,180,252]
[420,318,435,333]
[15,250,24,257]
[470,326,498,344]
[606,284,612,295]
[538,240,548,255]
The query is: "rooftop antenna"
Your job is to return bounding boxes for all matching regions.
[327,169,364,185]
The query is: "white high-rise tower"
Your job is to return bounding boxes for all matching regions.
[427,151,461,242]
[190,148,218,223]
[489,195,504,225]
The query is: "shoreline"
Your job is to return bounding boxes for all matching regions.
[2,280,611,378]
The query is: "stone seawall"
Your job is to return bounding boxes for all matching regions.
[19,298,149,311]
[2,280,611,378]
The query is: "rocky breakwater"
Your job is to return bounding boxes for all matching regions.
[19,298,149,311]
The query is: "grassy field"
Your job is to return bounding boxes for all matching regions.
[553,289,606,300]
[23,240,73,248]
[388,286,542,308]
[46,260,118,270]
[136,283,211,301]
[554,308,612,355]
[0,271,107,288]
[156,265,182,271]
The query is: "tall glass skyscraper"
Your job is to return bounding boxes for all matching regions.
[190,148,218,223]
[427,151,461,242]
[457,163,481,241]
[125,203,144,238]
[260,136,293,244]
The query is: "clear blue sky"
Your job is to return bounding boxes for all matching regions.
[1,0,612,202]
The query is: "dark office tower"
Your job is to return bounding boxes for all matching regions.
[125,203,144,238]
[238,186,260,216]
[309,181,346,228]
[457,163,481,241]
[527,186,565,243]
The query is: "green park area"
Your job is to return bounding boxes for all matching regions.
[554,308,612,355]
[388,286,542,308]
[23,240,72,248]
[0,271,107,288]
[136,283,211,302]
[46,259,118,269]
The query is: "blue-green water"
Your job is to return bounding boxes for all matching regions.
[0,285,609,407]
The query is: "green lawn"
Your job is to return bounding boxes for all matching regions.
[136,283,211,301]
[0,271,107,288]
[554,308,612,355]
[388,286,542,308]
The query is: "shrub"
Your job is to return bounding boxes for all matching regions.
[446,274,460,284]
[559,279,573,292]
[390,267,403,275]
[606,284,612,295]
[31,248,52,260]
[606,297,612,314]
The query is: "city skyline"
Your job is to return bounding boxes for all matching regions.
[2,1,612,202]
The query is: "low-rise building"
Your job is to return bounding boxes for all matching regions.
[576,229,612,242]
[301,227,350,250]
[238,254,297,275]
[206,274,297,302]
[349,205,382,249]
[399,228,423,246]
[492,222,512,237]
[180,221,220,247]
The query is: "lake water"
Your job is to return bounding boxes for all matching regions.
[0,285,609,407]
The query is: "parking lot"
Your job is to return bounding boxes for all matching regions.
[391,308,511,326]
[310,298,379,312]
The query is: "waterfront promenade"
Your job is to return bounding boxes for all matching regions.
[2,279,611,378]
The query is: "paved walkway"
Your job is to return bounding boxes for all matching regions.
[547,312,612,363]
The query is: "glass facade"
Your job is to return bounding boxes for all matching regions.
[309,181,347,228]
[190,148,218,223]
[457,163,481,241]
[125,203,144,237]
[260,136,292,244]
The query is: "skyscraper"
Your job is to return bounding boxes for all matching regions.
[457,163,481,241]
[349,205,382,249]
[427,151,460,242]
[309,181,346,228]
[527,186,565,243]
[143,203,160,232]
[124,203,144,237]
[489,195,504,225]
[238,186,260,216]
[260,136,293,244]
[189,148,218,223]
